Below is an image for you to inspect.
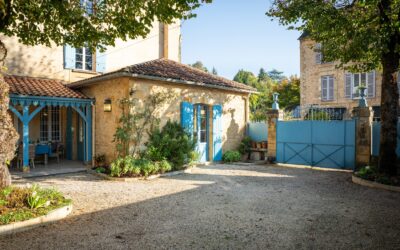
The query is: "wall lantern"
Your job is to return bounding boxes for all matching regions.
[103,99,112,112]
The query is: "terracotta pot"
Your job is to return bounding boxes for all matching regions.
[262,142,268,148]
[251,141,257,148]
[257,142,262,149]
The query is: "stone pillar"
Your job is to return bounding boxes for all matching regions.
[267,109,280,161]
[352,106,373,169]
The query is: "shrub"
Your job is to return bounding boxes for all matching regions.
[158,159,172,173]
[95,167,106,174]
[145,121,196,170]
[222,151,241,163]
[238,136,252,155]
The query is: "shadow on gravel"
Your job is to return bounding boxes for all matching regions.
[2,165,400,249]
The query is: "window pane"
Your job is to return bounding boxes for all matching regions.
[75,62,83,69]
[200,131,207,143]
[40,107,49,142]
[51,107,61,141]
[84,47,93,70]
[75,48,83,54]
[361,73,367,86]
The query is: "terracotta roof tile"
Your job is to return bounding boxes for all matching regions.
[70,59,257,93]
[5,75,88,99]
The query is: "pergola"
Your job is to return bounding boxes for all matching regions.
[5,75,94,167]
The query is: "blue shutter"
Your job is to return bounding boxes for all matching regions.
[96,47,106,73]
[345,73,352,98]
[63,45,76,69]
[180,102,194,135]
[212,104,223,161]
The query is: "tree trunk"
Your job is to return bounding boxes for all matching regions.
[0,73,18,188]
[378,55,399,176]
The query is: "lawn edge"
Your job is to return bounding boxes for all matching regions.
[0,204,73,236]
[352,175,400,192]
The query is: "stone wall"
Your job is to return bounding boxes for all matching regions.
[300,39,382,116]
[79,77,250,163]
[2,20,181,82]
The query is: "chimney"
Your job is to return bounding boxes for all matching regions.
[163,23,169,59]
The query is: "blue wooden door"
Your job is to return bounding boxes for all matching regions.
[194,105,209,162]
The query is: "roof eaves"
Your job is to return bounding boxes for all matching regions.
[68,71,257,94]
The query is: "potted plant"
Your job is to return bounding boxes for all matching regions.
[238,136,252,161]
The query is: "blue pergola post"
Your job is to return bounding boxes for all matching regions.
[22,105,30,167]
[85,105,92,164]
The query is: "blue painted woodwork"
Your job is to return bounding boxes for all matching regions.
[180,102,194,135]
[77,115,84,161]
[66,107,73,160]
[35,144,52,155]
[276,120,356,169]
[213,104,223,161]
[195,105,209,162]
[247,122,268,142]
[371,122,400,157]
[96,48,106,73]
[9,95,94,166]
[63,45,76,69]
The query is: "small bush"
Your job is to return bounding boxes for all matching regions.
[356,166,400,186]
[145,121,196,170]
[158,160,172,173]
[238,136,252,155]
[95,167,106,174]
[222,151,241,163]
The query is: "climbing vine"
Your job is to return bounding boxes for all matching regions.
[113,91,176,158]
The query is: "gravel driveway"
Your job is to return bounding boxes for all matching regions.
[1,164,399,249]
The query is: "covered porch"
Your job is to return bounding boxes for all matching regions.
[6,75,94,171]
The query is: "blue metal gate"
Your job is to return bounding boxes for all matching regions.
[371,121,400,157]
[276,120,356,169]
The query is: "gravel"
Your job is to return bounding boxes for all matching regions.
[1,164,399,249]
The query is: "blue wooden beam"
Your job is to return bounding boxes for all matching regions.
[22,105,30,167]
[85,105,92,164]
[66,107,73,160]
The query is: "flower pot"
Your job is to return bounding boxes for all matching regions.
[257,143,262,149]
[262,142,268,148]
[251,141,257,148]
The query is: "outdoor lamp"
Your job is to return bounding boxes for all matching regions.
[104,98,112,112]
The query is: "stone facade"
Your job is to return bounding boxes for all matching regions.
[300,38,382,117]
[2,21,180,83]
[79,77,250,164]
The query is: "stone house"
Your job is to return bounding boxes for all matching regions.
[5,21,255,167]
[299,35,393,120]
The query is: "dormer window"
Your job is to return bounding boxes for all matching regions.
[75,47,93,71]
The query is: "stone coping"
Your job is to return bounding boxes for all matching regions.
[0,204,73,236]
[352,175,400,193]
[275,163,353,173]
[87,167,194,182]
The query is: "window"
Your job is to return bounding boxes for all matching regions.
[40,107,61,142]
[199,106,208,143]
[321,75,334,101]
[80,0,93,15]
[315,43,323,64]
[345,71,375,99]
[75,46,93,71]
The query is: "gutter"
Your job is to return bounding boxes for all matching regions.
[68,71,258,94]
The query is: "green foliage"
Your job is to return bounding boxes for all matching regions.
[238,136,252,155]
[0,185,70,225]
[94,154,106,167]
[222,151,241,163]
[0,1,210,51]
[110,157,172,177]
[305,110,330,120]
[212,67,218,75]
[157,160,172,174]
[95,167,106,174]
[233,68,299,121]
[145,121,196,170]
[189,61,209,72]
[26,184,50,209]
[113,91,176,157]
[356,166,400,186]
[233,70,258,87]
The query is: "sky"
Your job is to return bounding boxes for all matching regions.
[181,0,301,80]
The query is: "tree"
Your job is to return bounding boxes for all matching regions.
[190,61,209,72]
[258,68,269,82]
[267,69,285,82]
[233,70,258,87]
[274,76,300,110]
[212,67,218,75]
[268,0,400,176]
[0,0,209,188]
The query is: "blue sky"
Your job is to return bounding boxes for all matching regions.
[181,0,301,80]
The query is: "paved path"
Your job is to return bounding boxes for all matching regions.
[1,164,399,249]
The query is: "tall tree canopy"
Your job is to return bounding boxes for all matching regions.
[0,0,209,188]
[268,0,400,176]
[189,61,210,72]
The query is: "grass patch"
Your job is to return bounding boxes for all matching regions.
[0,185,71,225]
[355,166,400,187]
